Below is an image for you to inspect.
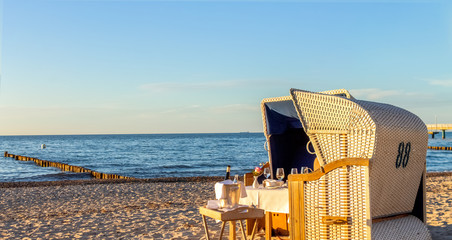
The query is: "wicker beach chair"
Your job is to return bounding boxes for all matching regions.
[286,89,431,240]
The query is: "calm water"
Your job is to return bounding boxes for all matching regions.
[0,133,450,182]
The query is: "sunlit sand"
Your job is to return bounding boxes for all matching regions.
[0,175,449,239]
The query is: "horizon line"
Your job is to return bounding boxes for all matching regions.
[0,131,264,137]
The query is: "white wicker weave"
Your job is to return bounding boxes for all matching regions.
[301,164,370,239]
[372,215,432,240]
[320,88,355,99]
[261,89,353,140]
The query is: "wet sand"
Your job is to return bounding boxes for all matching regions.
[0,174,450,239]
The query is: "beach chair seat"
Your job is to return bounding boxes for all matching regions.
[372,215,432,240]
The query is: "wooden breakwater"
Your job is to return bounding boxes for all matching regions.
[428,146,452,151]
[3,151,135,180]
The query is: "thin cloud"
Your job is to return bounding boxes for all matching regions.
[139,79,282,93]
[140,81,240,92]
[159,104,258,114]
[349,88,435,109]
[427,79,452,87]
[160,105,201,114]
[349,88,402,100]
[211,104,259,113]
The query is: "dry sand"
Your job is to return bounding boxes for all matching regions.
[0,174,450,239]
[426,173,452,239]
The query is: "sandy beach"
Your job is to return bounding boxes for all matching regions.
[0,174,450,240]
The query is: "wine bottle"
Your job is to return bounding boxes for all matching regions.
[225,165,231,180]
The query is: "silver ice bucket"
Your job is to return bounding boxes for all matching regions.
[222,184,240,208]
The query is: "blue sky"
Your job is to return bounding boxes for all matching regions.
[1,0,452,135]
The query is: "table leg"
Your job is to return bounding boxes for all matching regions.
[265,212,272,240]
[229,221,237,240]
[219,221,226,240]
[201,215,210,240]
[246,219,254,236]
[239,220,247,240]
[250,218,258,240]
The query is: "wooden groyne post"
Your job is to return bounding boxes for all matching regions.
[428,146,452,151]
[3,151,136,180]
[428,131,439,139]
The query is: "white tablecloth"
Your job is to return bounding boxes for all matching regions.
[214,180,247,199]
[239,186,289,214]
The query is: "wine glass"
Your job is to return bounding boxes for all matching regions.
[276,168,285,181]
[290,168,298,175]
[264,168,271,179]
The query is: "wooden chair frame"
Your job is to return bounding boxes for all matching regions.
[288,158,370,240]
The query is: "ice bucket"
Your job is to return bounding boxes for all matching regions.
[223,184,240,208]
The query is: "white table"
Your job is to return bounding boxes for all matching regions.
[239,186,289,214]
[240,186,290,239]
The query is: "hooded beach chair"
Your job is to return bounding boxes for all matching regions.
[262,88,431,239]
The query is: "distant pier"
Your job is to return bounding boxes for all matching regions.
[426,124,452,139]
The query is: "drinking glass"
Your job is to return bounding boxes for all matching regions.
[233,174,239,184]
[290,168,298,175]
[301,167,312,174]
[264,168,271,179]
[276,168,285,181]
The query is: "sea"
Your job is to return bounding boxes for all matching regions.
[0,133,450,182]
